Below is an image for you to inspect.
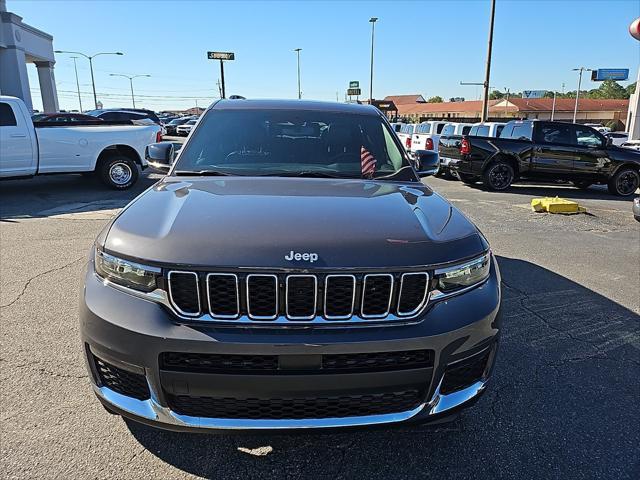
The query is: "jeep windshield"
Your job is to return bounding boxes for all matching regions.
[173,109,415,180]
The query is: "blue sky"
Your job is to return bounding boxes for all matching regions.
[11,0,640,111]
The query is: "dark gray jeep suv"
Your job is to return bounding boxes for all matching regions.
[80,99,501,431]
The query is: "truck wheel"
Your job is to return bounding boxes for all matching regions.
[99,155,139,190]
[457,173,478,185]
[572,181,592,190]
[482,161,514,191]
[608,168,640,196]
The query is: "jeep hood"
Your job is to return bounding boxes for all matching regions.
[104,177,487,268]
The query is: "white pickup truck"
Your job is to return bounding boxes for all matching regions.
[410,120,449,154]
[0,96,161,189]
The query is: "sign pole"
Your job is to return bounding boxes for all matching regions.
[220,60,226,99]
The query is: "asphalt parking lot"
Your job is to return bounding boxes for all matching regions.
[1,170,638,479]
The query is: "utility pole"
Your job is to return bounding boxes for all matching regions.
[294,48,302,99]
[572,67,593,123]
[369,17,378,103]
[70,56,83,112]
[219,60,226,99]
[481,0,496,122]
[504,87,510,116]
[551,91,557,121]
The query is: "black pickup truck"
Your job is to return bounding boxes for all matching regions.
[439,120,640,196]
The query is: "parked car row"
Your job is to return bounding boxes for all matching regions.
[436,119,640,197]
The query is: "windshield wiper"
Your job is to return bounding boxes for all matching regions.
[256,171,354,179]
[174,170,234,176]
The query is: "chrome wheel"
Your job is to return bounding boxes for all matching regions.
[109,162,133,186]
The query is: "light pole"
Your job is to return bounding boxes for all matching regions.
[551,90,557,121]
[572,67,593,123]
[54,50,124,109]
[70,56,83,112]
[369,17,378,103]
[109,73,150,108]
[481,0,496,122]
[294,48,302,99]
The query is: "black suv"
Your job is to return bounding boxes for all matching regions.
[86,108,161,125]
[80,100,501,432]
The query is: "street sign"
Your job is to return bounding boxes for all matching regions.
[349,81,359,89]
[347,88,361,96]
[207,51,235,61]
[591,68,629,82]
[522,90,546,99]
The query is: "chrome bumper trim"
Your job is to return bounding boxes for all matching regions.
[93,377,487,430]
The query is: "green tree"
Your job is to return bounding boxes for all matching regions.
[588,80,628,99]
[427,96,443,103]
[626,82,636,96]
[489,90,504,100]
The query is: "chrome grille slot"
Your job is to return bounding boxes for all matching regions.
[397,273,429,316]
[206,273,240,319]
[361,274,394,318]
[324,275,356,319]
[286,275,317,320]
[167,271,201,316]
[246,274,278,320]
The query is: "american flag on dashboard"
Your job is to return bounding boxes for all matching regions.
[361,146,376,178]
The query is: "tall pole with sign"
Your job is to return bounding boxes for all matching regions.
[369,17,378,103]
[208,51,235,99]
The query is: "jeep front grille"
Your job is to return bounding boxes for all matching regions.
[166,270,430,325]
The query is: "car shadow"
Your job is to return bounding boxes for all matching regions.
[124,256,640,479]
[0,172,161,220]
[462,180,637,202]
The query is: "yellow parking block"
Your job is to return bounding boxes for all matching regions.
[531,196,586,214]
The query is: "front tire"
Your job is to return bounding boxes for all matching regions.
[608,168,640,196]
[99,155,139,190]
[482,161,514,191]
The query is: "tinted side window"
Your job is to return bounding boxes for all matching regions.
[442,125,455,136]
[573,126,603,148]
[462,126,472,135]
[476,126,490,136]
[496,125,504,137]
[436,123,446,134]
[0,102,18,126]
[469,126,478,136]
[536,124,571,144]
[99,112,120,121]
[511,123,533,140]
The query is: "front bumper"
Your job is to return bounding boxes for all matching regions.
[80,256,502,432]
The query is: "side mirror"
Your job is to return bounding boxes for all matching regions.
[606,137,613,147]
[414,150,439,177]
[145,142,176,172]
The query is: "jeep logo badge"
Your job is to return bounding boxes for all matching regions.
[285,250,318,263]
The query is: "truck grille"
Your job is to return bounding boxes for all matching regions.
[165,390,422,419]
[167,270,430,324]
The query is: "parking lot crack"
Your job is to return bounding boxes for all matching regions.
[0,256,85,308]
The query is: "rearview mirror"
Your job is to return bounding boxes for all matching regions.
[145,142,176,172]
[414,150,439,177]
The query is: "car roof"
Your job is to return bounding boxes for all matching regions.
[211,99,380,115]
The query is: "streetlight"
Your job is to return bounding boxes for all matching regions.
[69,56,83,112]
[294,48,302,99]
[369,17,378,103]
[572,67,593,123]
[109,73,151,108]
[54,50,124,109]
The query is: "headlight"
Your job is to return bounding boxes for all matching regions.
[434,254,491,293]
[94,248,160,292]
